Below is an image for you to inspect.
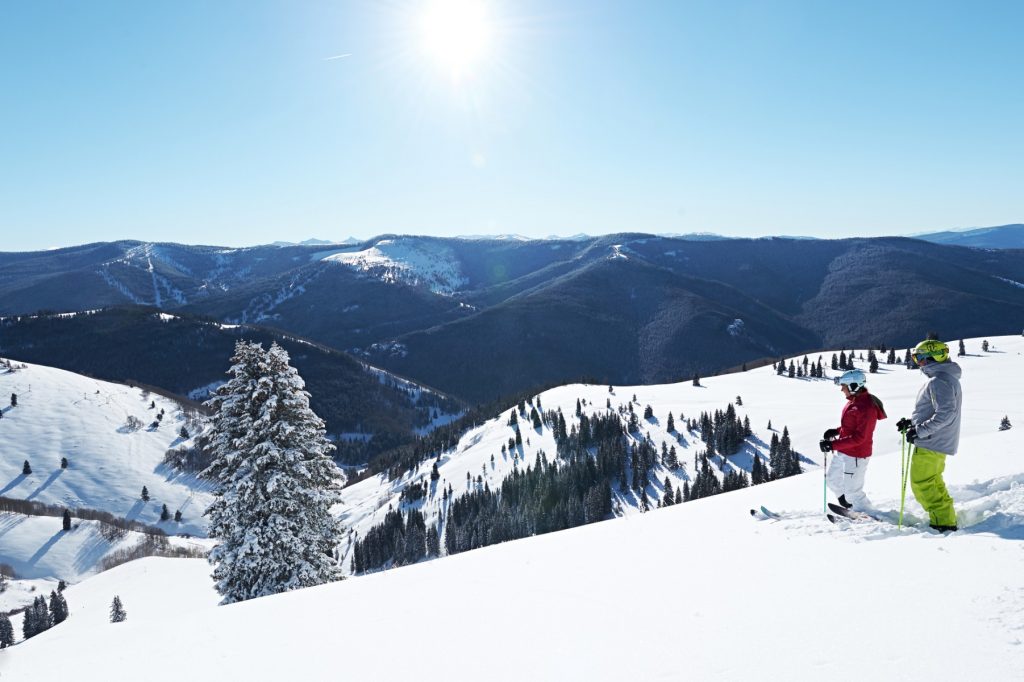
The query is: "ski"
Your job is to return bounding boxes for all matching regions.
[826,502,871,520]
[751,505,782,520]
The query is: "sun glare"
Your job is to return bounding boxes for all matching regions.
[420,0,493,79]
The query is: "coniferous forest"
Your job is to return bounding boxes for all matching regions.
[351,401,801,573]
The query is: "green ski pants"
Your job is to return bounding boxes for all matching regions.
[910,446,957,527]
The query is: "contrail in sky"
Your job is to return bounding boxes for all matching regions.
[324,53,352,61]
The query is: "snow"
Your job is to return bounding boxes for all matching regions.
[0,360,214,539]
[321,238,468,294]
[995,275,1024,289]
[3,336,1024,680]
[337,337,1024,573]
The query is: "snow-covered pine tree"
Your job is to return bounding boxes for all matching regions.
[203,341,344,605]
[110,596,127,623]
[1000,416,1011,431]
[63,508,71,531]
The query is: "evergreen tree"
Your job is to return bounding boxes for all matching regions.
[736,395,743,406]
[667,412,675,432]
[426,525,441,557]
[61,456,68,469]
[49,590,68,624]
[22,460,31,475]
[958,339,966,357]
[22,601,37,639]
[831,353,839,370]
[109,596,127,623]
[203,341,344,604]
[692,373,700,387]
[1000,416,1012,431]
[160,504,170,521]
[982,339,990,352]
[839,351,847,369]
[776,359,785,376]
[788,361,795,378]
[674,488,682,505]
[63,509,71,531]
[662,478,675,507]
[10,393,16,407]
[0,613,13,649]
[33,596,51,634]
[751,455,764,485]
[179,425,190,439]
[887,348,896,364]
[869,354,879,373]
[174,510,183,522]
[141,486,149,502]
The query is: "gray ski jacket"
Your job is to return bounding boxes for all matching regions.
[911,360,963,456]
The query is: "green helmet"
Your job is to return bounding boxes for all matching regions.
[913,339,949,364]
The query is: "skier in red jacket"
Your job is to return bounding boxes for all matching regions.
[819,369,887,510]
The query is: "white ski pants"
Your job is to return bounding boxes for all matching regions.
[826,452,871,509]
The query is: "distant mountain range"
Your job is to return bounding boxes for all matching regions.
[2,232,1023,404]
[914,224,1024,249]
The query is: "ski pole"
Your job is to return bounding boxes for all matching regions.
[823,449,828,513]
[899,433,912,529]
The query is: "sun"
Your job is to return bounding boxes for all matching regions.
[420,0,493,79]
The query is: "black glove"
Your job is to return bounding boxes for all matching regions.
[904,426,918,444]
[823,428,840,440]
[819,439,833,453]
[896,417,913,432]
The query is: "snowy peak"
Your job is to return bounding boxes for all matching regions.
[321,237,468,295]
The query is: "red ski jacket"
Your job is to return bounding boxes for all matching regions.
[832,389,887,458]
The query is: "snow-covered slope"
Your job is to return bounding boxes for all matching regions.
[4,336,1024,680]
[339,335,1023,570]
[320,237,468,295]
[0,360,213,538]
[0,513,211,603]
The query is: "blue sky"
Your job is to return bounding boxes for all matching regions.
[1,1,1021,251]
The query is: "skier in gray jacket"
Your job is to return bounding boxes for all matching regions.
[895,338,963,531]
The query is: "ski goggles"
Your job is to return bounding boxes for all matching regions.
[914,352,932,364]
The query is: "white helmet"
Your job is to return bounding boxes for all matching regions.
[835,369,867,391]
